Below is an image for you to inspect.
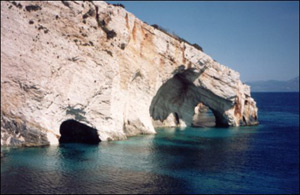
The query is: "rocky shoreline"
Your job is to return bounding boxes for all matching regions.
[1,1,258,146]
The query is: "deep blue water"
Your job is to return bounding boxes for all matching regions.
[1,92,299,194]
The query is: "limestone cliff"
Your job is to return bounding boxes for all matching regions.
[1,1,258,146]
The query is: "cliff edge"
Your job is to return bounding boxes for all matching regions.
[1,1,258,146]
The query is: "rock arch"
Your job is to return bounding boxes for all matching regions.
[150,67,258,127]
[192,103,216,127]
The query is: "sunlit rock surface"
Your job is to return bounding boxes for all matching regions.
[1,1,258,146]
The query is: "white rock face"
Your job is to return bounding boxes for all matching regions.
[1,1,258,146]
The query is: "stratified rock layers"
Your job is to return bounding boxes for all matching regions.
[1,1,258,146]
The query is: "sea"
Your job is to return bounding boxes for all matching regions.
[1,92,299,194]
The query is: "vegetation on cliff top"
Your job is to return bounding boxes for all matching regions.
[151,24,203,52]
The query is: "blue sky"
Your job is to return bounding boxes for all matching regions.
[111,1,299,82]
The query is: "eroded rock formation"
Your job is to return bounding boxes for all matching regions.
[1,1,258,146]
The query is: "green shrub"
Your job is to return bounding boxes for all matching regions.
[112,3,125,8]
[151,24,203,52]
[192,43,203,52]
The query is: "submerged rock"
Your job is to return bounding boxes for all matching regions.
[1,1,258,146]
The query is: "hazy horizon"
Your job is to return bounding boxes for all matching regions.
[111,1,299,82]
[247,75,299,82]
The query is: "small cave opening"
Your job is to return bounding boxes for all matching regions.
[174,112,180,125]
[192,103,216,127]
[59,119,101,144]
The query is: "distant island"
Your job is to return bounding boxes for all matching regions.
[246,76,299,92]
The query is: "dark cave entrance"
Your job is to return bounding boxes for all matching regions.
[59,119,101,144]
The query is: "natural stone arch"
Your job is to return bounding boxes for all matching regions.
[59,119,101,144]
[149,67,258,127]
[192,103,216,127]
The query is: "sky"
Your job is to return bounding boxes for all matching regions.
[111,1,299,82]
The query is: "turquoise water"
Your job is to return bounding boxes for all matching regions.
[1,92,299,194]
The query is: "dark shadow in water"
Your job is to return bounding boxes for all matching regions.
[59,119,100,144]
[57,143,100,163]
[150,127,254,173]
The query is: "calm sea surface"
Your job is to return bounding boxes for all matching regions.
[1,92,299,194]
